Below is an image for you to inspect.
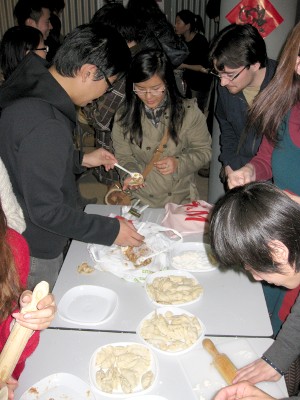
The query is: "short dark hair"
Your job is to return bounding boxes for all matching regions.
[14,0,51,25]
[209,23,267,70]
[210,182,300,273]
[0,26,43,79]
[53,24,131,81]
[90,4,138,44]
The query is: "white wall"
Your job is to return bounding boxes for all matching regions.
[220,0,299,60]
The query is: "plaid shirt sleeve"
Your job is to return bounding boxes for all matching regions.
[82,78,126,132]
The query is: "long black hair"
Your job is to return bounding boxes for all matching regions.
[176,10,205,34]
[117,49,184,147]
[210,182,300,273]
[0,26,43,80]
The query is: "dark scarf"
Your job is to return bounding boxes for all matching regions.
[144,96,168,127]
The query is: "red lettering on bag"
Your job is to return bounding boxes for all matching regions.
[185,217,209,222]
[184,201,210,212]
[185,210,209,222]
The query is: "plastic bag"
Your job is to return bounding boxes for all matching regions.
[161,200,213,237]
[88,221,182,283]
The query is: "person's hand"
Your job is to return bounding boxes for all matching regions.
[178,63,186,69]
[0,377,18,400]
[114,219,144,247]
[82,148,117,170]
[122,176,145,191]
[213,381,274,400]
[233,359,281,384]
[13,292,56,331]
[227,164,256,189]
[155,157,178,175]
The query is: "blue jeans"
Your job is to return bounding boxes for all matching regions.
[28,253,63,292]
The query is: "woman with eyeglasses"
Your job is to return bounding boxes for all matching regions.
[0,25,49,236]
[0,25,49,250]
[112,49,212,208]
[0,25,48,81]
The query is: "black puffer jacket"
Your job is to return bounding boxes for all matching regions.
[135,15,189,68]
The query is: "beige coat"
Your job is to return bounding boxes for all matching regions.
[112,98,212,207]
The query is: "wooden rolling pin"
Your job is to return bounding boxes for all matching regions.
[202,338,237,384]
[0,281,49,384]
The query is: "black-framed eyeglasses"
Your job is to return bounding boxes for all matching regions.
[35,46,49,54]
[102,71,114,94]
[209,65,250,81]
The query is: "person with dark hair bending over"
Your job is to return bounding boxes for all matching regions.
[112,49,212,208]
[210,182,300,400]
[0,24,144,292]
[175,9,212,113]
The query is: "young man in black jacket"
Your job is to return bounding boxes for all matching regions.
[0,25,144,290]
[209,23,277,182]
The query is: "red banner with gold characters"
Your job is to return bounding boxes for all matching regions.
[226,0,283,37]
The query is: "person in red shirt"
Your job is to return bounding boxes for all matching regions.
[0,202,56,398]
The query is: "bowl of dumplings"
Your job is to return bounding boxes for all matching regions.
[89,342,158,397]
[137,307,205,356]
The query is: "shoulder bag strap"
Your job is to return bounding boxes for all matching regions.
[142,127,169,180]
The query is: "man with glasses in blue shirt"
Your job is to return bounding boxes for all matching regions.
[208,23,277,183]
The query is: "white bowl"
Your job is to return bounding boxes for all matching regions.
[145,270,203,307]
[58,285,118,326]
[137,307,205,356]
[170,242,218,272]
[89,342,158,398]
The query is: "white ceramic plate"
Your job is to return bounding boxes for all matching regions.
[145,270,203,306]
[179,338,287,400]
[58,285,118,326]
[137,307,205,356]
[170,242,218,272]
[89,342,158,398]
[19,372,95,399]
